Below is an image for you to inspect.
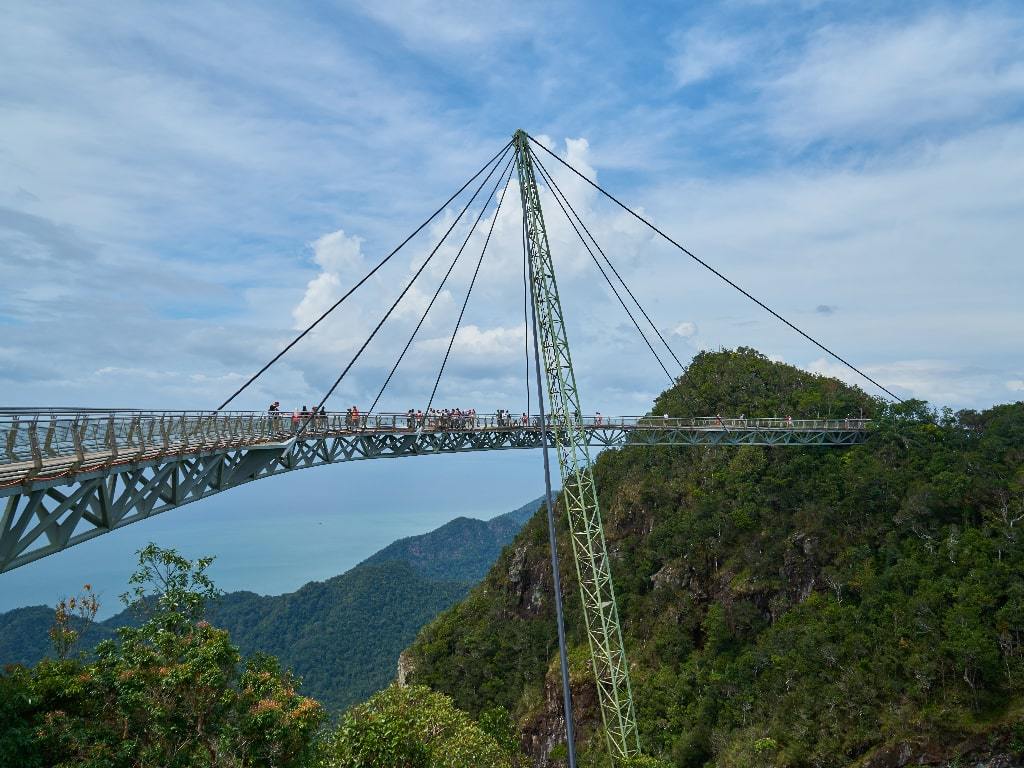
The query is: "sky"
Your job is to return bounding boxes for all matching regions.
[2,1,1023,614]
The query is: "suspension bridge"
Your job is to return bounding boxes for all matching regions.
[0,131,897,766]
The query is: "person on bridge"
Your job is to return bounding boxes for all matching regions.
[595,411,602,426]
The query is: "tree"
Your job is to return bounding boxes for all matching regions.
[0,543,324,767]
[321,684,518,768]
[48,584,99,660]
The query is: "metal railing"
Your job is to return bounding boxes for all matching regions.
[0,409,871,469]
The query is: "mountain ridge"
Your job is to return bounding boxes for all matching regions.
[403,348,1024,767]
[0,496,545,711]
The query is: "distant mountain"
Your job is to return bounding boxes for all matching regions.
[362,497,543,581]
[0,605,109,667]
[0,496,544,711]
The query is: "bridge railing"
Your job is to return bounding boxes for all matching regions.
[0,409,871,468]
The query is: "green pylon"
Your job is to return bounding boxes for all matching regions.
[513,130,639,762]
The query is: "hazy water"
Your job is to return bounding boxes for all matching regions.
[0,450,543,619]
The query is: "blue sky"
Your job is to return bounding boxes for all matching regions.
[2,1,1023,613]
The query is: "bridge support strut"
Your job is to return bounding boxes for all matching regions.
[514,130,640,762]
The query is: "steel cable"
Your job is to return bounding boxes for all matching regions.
[530,148,686,373]
[299,146,513,432]
[369,153,517,412]
[216,139,513,411]
[424,164,516,414]
[531,153,674,383]
[527,134,903,402]
[526,219,579,768]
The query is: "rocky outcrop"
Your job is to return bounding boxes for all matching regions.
[520,657,602,767]
[506,541,551,618]
[396,649,415,687]
[862,729,1024,768]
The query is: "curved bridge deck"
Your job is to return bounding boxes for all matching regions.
[0,410,869,572]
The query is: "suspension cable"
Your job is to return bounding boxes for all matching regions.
[215,139,513,411]
[425,165,515,414]
[300,146,513,432]
[527,134,904,402]
[530,147,685,373]
[532,152,674,383]
[369,153,517,412]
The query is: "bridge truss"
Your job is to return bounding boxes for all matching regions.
[0,410,867,574]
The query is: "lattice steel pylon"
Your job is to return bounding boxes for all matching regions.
[514,130,640,762]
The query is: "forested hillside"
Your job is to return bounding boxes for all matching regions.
[0,498,542,711]
[362,497,541,581]
[0,546,523,768]
[405,348,1024,767]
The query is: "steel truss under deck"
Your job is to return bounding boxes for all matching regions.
[0,411,867,574]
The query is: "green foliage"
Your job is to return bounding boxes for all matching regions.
[0,545,323,767]
[652,347,876,420]
[406,349,1024,766]
[319,684,516,768]
[1,503,539,712]
[48,584,99,660]
[206,561,473,711]
[122,542,220,625]
[478,706,521,754]
[620,756,676,768]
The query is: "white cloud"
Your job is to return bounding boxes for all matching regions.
[347,0,538,47]
[421,324,525,360]
[669,28,746,87]
[806,357,1004,407]
[292,230,367,328]
[1008,380,1024,392]
[672,321,697,338]
[766,10,1024,141]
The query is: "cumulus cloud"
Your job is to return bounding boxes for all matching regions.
[421,324,525,360]
[292,230,367,328]
[672,321,697,338]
